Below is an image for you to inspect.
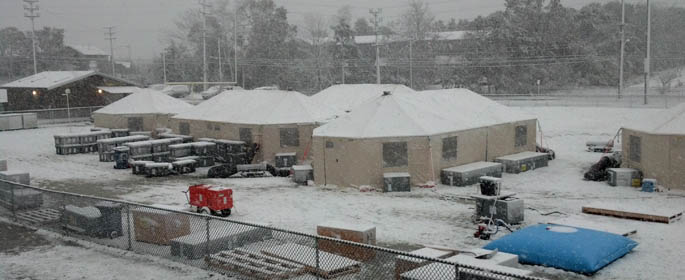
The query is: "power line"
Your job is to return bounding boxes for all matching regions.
[23,0,40,74]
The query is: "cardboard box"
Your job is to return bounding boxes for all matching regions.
[317,221,376,261]
[131,208,191,245]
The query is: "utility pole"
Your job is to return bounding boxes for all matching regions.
[162,52,167,84]
[233,2,239,84]
[218,34,223,82]
[200,0,210,91]
[104,26,116,76]
[340,37,345,84]
[618,0,625,99]
[409,39,413,89]
[644,0,651,105]
[23,0,39,74]
[370,8,382,84]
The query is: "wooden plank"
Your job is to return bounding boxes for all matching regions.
[206,249,305,280]
[261,243,361,279]
[582,206,682,224]
[16,208,61,224]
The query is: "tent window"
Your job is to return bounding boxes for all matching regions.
[214,124,220,131]
[280,128,299,147]
[515,125,527,147]
[239,128,252,143]
[383,142,408,168]
[127,117,143,131]
[630,135,641,162]
[179,122,190,135]
[326,141,334,148]
[207,122,212,130]
[442,136,458,160]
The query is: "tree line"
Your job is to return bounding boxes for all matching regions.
[2,0,685,94]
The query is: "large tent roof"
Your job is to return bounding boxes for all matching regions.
[311,84,416,113]
[313,88,536,138]
[1,71,139,90]
[173,89,339,125]
[94,88,193,115]
[624,103,685,135]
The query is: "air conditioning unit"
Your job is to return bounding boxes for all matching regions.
[607,168,642,187]
[383,172,411,192]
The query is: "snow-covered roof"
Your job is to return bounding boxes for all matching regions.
[97,86,141,94]
[94,88,193,115]
[311,84,416,113]
[173,89,340,125]
[66,44,108,56]
[624,103,685,135]
[1,71,138,90]
[354,31,472,45]
[313,88,536,138]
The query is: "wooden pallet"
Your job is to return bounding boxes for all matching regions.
[261,243,361,279]
[16,208,62,224]
[207,249,306,280]
[582,206,683,224]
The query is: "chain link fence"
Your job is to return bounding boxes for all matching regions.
[0,106,103,125]
[0,178,546,280]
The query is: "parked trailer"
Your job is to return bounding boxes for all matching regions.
[184,184,233,216]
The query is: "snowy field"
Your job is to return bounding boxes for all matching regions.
[1,106,685,279]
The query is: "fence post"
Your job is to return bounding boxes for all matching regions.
[454,262,460,280]
[126,204,132,251]
[205,216,211,262]
[10,182,17,222]
[61,193,68,235]
[314,236,321,280]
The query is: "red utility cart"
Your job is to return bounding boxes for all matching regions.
[185,184,233,217]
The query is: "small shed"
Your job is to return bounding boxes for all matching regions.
[0,71,138,111]
[621,103,685,190]
[93,89,193,131]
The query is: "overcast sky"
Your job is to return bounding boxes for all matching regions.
[0,0,678,60]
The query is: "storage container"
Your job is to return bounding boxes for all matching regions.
[495,152,549,174]
[441,161,503,187]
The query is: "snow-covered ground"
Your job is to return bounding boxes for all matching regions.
[0,218,230,280]
[1,106,685,279]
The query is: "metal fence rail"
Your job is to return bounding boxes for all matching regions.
[0,178,546,280]
[0,106,103,124]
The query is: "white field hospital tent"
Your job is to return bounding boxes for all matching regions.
[311,88,538,189]
[93,88,193,131]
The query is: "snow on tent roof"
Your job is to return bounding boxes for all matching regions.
[97,86,141,94]
[623,102,685,135]
[311,84,416,113]
[313,88,536,138]
[94,88,193,115]
[173,89,340,125]
[66,44,108,56]
[1,71,138,90]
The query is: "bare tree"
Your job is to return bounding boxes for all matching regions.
[401,0,434,40]
[304,13,331,91]
[658,68,682,94]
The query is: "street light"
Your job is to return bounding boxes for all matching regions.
[63,88,71,125]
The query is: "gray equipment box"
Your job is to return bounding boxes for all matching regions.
[291,165,313,185]
[607,168,642,187]
[63,202,123,238]
[170,225,272,259]
[159,133,193,143]
[495,152,548,174]
[441,162,503,187]
[191,141,216,157]
[0,114,24,130]
[473,195,524,224]
[169,143,193,158]
[275,152,297,168]
[383,172,411,192]
[145,162,172,177]
[110,129,130,138]
[0,171,42,210]
[131,161,153,175]
[172,160,197,174]
[195,156,215,167]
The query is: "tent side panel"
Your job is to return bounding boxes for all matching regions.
[261,124,316,164]
[317,137,382,188]
[430,128,488,181]
[486,120,536,161]
[668,135,685,190]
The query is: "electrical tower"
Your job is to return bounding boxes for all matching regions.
[23,0,40,74]
[104,26,116,76]
[370,8,382,84]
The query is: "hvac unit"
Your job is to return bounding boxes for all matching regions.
[441,162,503,187]
[607,168,642,187]
[479,176,502,196]
[291,165,313,185]
[383,172,411,192]
[275,152,297,168]
[474,195,524,225]
[495,152,549,174]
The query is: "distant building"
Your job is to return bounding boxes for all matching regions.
[0,71,139,111]
[64,44,109,71]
